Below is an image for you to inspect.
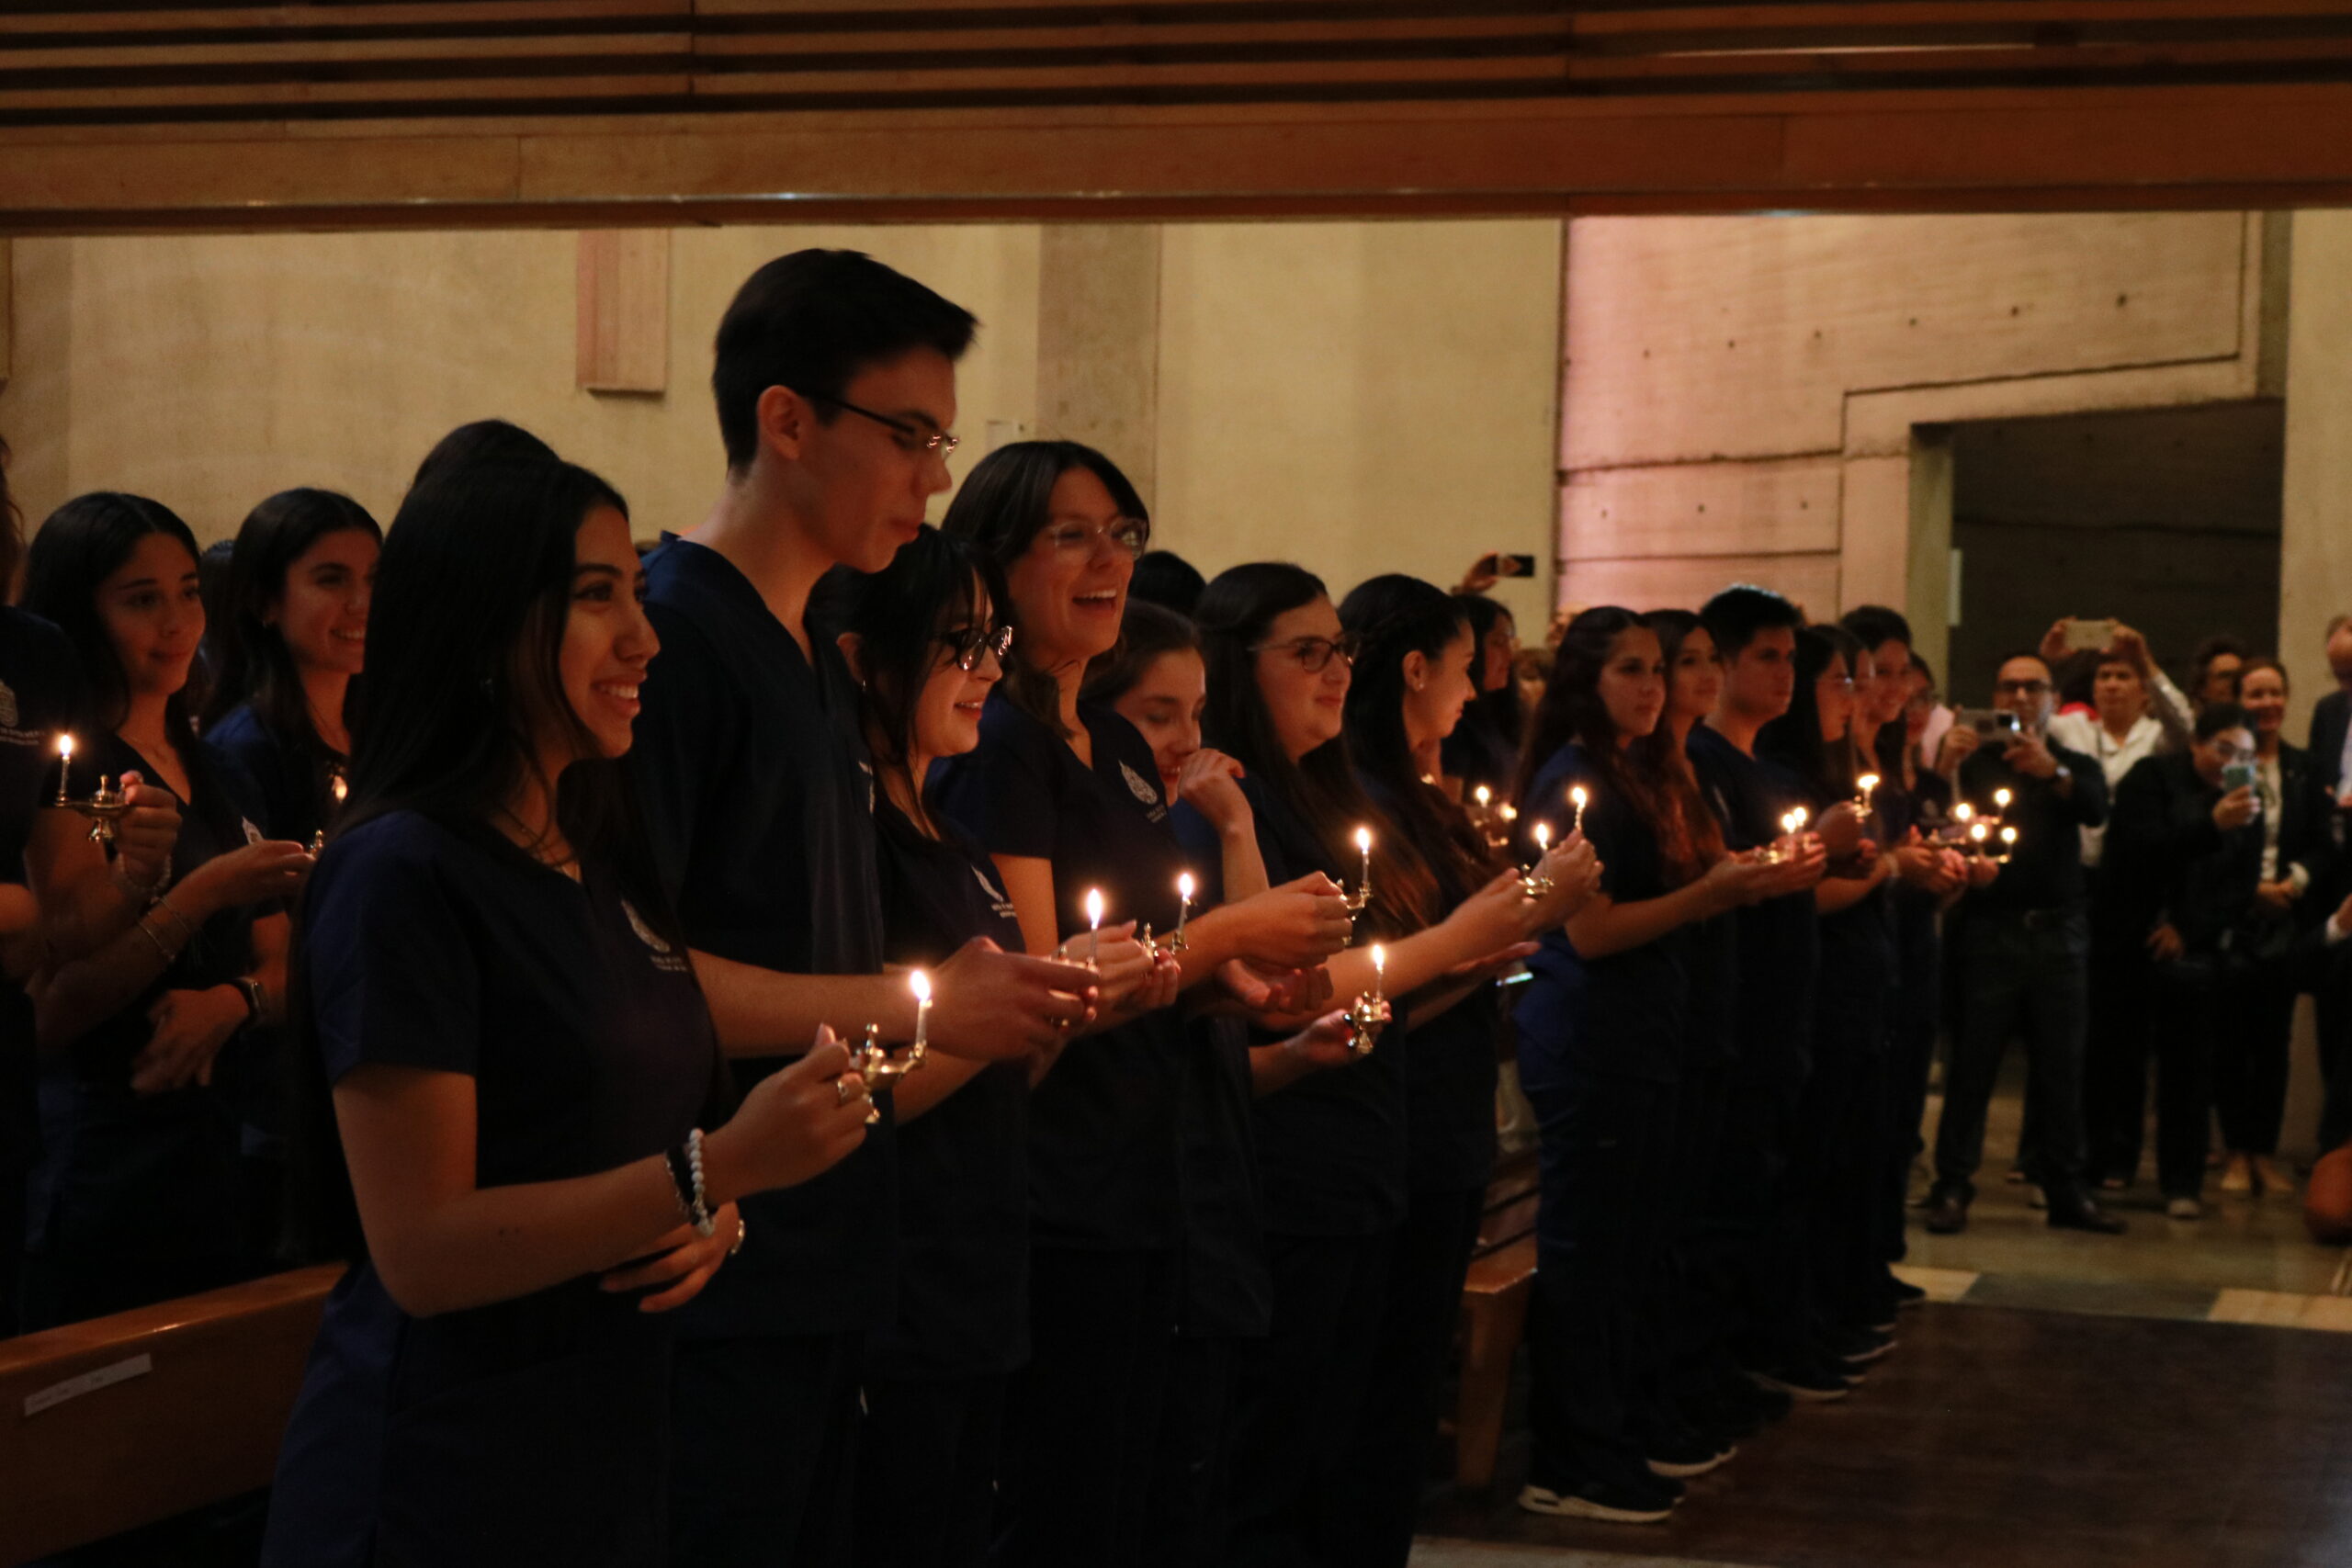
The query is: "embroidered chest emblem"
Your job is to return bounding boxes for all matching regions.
[1120,760,1160,808]
[621,899,673,955]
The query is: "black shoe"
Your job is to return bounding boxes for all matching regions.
[1519,1475,1679,1523]
[1821,1325,1896,1365]
[1745,1359,1851,1404]
[1923,1185,1971,1235]
[2045,1187,2128,1235]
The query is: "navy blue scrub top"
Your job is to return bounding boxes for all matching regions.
[207,700,343,849]
[870,792,1030,1380]
[629,535,894,1339]
[1768,761,1895,1057]
[1687,723,1820,1087]
[933,692,1188,1250]
[1178,773,1406,1239]
[264,812,723,1568]
[1,609,87,1182]
[1516,743,1689,1089]
[1358,772,1506,1196]
[26,731,260,1279]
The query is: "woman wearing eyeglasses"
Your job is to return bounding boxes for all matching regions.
[1189,562,1586,1562]
[809,527,1039,1568]
[939,442,1340,1567]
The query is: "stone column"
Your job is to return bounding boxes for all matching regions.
[1035,225,1160,510]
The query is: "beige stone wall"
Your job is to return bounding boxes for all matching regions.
[0,225,1045,543]
[1556,211,2281,676]
[0,220,1566,635]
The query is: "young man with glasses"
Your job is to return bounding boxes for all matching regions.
[628,249,1099,1566]
[1924,654,2125,1235]
[2100,704,2264,1217]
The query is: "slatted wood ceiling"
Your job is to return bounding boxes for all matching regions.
[5,3,2352,230]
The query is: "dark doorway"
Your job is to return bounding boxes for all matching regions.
[1948,401,2284,702]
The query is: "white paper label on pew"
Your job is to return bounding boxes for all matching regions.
[24,1353,154,1417]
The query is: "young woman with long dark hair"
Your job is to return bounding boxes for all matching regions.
[1511,607,1783,1524]
[937,443,1351,1568]
[1756,624,1899,1364]
[1440,592,1524,804]
[20,493,312,1331]
[262,457,875,1567]
[1186,561,1585,1562]
[202,489,380,846]
[814,525,1037,1568]
[1324,574,1600,1568]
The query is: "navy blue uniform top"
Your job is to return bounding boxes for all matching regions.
[27,730,262,1270]
[1181,773,1407,1238]
[1955,739,2106,914]
[870,793,1031,1379]
[206,700,342,849]
[629,535,893,1338]
[1516,743,1689,1088]
[1770,761,1895,1057]
[1359,772,1505,1196]
[1688,723,1819,1087]
[933,693,1188,1249]
[1,610,86,1182]
[264,813,723,1568]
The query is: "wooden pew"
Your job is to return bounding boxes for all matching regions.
[1453,1152,1540,1494]
[0,1265,340,1565]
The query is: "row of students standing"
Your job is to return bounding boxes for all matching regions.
[1507,589,1977,1523]
[2,246,1602,1568]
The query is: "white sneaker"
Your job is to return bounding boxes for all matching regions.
[1517,1481,1677,1523]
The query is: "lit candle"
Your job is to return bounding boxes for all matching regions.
[1856,773,1880,813]
[1999,824,2018,861]
[1788,806,1809,833]
[332,772,349,807]
[1354,826,1374,904]
[1970,821,1990,854]
[1371,942,1386,1001]
[1085,887,1104,968]
[1569,784,1589,836]
[1533,820,1552,856]
[1499,803,1518,824]
[1473,784,1492,811]
[1993,787,2014,820]
[910,969,931,1054]
[1175,872,1195,946]
[54,733,73,805]
[1954,801,1975,826]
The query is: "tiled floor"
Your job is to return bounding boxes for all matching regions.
[1410,1073,2352,1566]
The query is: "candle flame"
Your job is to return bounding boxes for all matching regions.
[332,773,349,804]
[1354,825,1374,853]
[910,969,931,1003]
[1569,784,1589,807]
[2001,826,2018,844]
[1858,773,1880,795]
[1178,872,1195,901]
[1473,784,1491,808]
[1533,820,1552,851]
[1373,943,1386,976]
[1954,802,1975,823]
[1085,888,1105,927]
[1499,804,1518,822]
[1971,822,1990,841]
[1789,807,1809,829]
[1994,787,2013,809]
[56,733,73,761]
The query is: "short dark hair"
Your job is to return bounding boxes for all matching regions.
[1129,550,1206,617]
[1994,649,2052,678]
[1700,583,1804,660]
[1839,603,1913,653]
[2196,700,2251,741]
[712,250,977,472]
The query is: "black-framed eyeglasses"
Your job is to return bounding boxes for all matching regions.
[938,622,1014,672]
[1251,634,1359,674]
[1040,516,1152,561]
[1995,679,2052,697]
[801,390,961,459]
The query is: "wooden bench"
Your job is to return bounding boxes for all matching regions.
[1453,1151,1540,1494]
[0,1264,340,1564]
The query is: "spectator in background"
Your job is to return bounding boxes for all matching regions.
[1908,655,1956,782]
[2310,615,2352,807]
[1129,549,1206,617]
[2102,703,2262,1219]
[2213,659,2335,1198]
[1514,646,1551,716]
[2189,635,2248,710]
[1440,592,1523,805]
